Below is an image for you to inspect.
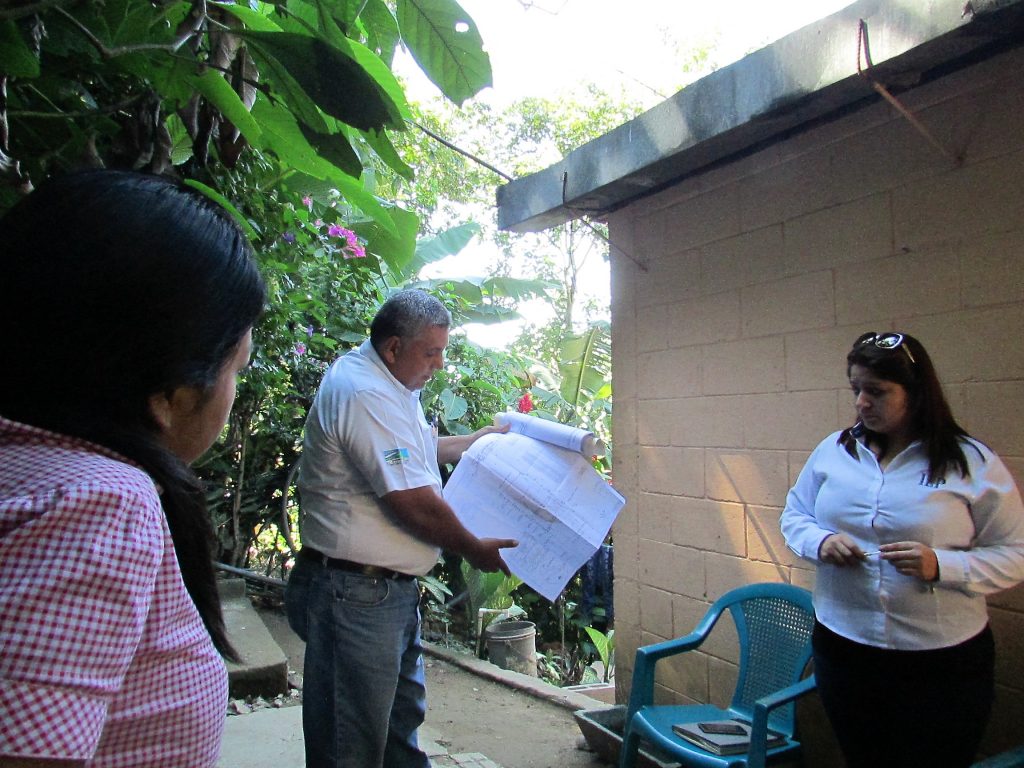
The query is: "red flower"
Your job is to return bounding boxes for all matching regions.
[517,392,534,413]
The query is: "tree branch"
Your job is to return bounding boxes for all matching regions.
[411,118,514,182]
[0,0,73,22]
[54,0,207,59]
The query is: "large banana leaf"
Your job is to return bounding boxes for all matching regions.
[397,0,492,106]
[558,323,612,410]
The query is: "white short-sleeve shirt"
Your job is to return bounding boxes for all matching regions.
[297,340,442,575]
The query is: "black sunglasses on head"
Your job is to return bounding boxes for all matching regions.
[855,331,916,364]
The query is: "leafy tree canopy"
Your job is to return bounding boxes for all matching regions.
[0,0,492,265]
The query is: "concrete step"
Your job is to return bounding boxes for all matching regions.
[218,578,289,699]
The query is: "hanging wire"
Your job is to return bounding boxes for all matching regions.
[856,19,961,164]
[413,120,649,272]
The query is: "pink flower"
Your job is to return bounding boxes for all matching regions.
[294,342,307,356]
[517,392,534,413]
[342,244,367,260]
[314,219,323,228]
[302,195,313,210]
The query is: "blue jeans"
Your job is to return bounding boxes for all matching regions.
[285,557,429,768]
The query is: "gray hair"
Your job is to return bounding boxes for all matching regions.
[370,289,451,351]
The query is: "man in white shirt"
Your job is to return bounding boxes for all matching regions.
[286,289,516,768]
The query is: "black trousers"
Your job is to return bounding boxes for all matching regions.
[812,621,994,768]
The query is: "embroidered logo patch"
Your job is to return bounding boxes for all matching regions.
[383,448,410,466]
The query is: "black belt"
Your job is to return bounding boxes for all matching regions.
[297,547,416,581]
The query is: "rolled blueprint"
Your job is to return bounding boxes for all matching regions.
[494,411,606,457]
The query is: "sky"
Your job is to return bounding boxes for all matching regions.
[397,0,853,348]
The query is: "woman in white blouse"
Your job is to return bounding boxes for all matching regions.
[781,331,1024,767]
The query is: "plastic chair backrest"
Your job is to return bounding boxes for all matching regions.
[724,583,815,734]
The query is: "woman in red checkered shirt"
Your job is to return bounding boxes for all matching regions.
[0,170,266,767]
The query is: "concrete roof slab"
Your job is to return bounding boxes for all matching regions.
[496,0,1024,233]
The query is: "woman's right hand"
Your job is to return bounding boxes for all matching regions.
[819,533,868,566]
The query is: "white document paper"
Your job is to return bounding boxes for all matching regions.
[443,418,625,602]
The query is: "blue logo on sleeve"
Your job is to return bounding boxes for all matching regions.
[384,448,410,466]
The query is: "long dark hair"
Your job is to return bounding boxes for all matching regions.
[0,170,266,658]
[838,331,973,483]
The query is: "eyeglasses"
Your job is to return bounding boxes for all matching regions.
[855,332,916,364]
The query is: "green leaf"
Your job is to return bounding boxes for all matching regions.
[182,179,258,240]
[558,323,611,409]
[253,99,397,234]
[352,205,420,275]
[440,388,468,421]
[362,0,401,63]
[188,70,262,143]
[242,31,402,131]
[0,20,39,77]
[299,124,362,178]
[212,2,284,32]
[397,0,492,106]
[414,222,479,265]
[362,128,414,181]
[481,276,556,301]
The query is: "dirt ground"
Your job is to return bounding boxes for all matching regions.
[257,606,609,768]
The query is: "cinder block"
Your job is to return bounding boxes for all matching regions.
[789,565,817,592]
[700,610,740,666]
[614,577,641,629]
[893,149,1024,251]
[663,185,742,252]
[668,496,746,556]
[961,230,1024,309]
[989,581,1024,614]
[783,194,893,275]
[785,327,862,393]
[741,271,836,338]
[1002,457,1024,499]
[990,606,1024,686]
[702,336,787,396]
[962,381,1024,456]
[638,539,704,597]
[747,505,802,567]
[614,398,638,448]
[703,552,788,600]
[708,656,740,709]
[637,398,675,446]
[637,347,703,399]
[700,226,787,296]
[666,291,742,349]
[788,449,814,487]
[666,394,746,448]
[637,491,674,543]
[657,646,709,703]
[638,445,705,497]
[905,305,1024,383]
[639,585,674,640]
[705,448,790,506]
[739,147,834,231]
[673,594,712,640]
[835,247,961,327]
[985,684,1024,756]
[636,302,671,352]
[742,390,842,450]
[634,250,702,310]
[827,119,903,205]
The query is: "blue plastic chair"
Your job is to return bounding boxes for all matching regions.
[973,746,1024,767]
[619,583,816,768]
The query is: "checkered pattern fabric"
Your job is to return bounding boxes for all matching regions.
[0,416,228,767]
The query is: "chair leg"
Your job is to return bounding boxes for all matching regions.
[619,723,641,768]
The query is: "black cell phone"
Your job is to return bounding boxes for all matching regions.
[698,721,747,736]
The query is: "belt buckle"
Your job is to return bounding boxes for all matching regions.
[362,564,391,579]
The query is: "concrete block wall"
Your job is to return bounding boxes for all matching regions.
[608,43,1024,759]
